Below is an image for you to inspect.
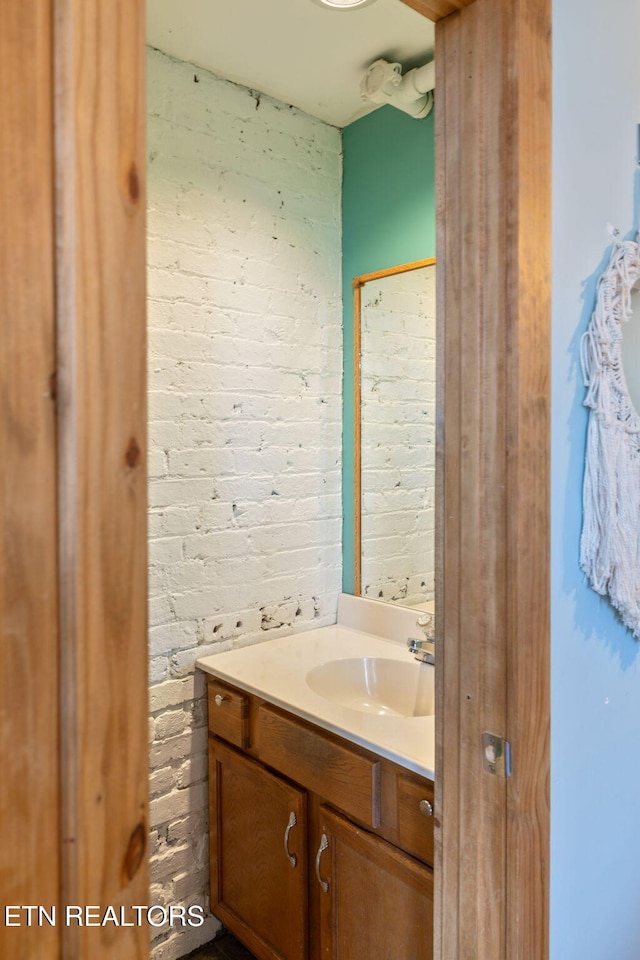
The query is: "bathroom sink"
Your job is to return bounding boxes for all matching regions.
[305,656,434,718]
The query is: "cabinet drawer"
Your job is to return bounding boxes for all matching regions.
[207,679,250,749]
[396,773,435,866]
[257,704,381,828]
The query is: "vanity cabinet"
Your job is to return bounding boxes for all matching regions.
[206,676,434,960]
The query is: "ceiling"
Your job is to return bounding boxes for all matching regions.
[146,0,435,128]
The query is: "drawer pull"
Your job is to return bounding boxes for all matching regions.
[315,833,329,893]
[284,811,298,868]
[419,799,434,818]
[214,694,228,707]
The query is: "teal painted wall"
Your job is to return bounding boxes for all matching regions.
[341,105,436,592]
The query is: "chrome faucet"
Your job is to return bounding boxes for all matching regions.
[407,612,435,665]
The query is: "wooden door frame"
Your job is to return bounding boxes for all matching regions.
[399,1,551,958]
[1,5,60,957]
[1,4,149,959]
[54,2,149,957]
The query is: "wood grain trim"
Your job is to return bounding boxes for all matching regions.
[434,1,550,959]
[446,15,507,958]
[436,5,510,956]
[399,0,476,22]
[504,0,551,955]
[433,13,450,959]
[0,4,61,956]
[54,1,149,956]
[257,705,381,828]
[352,257,436,597]
[352,257,436,289]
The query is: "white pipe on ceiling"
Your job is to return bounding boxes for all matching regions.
[360,58,435,119]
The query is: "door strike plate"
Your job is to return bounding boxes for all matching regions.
[482,732,512,778]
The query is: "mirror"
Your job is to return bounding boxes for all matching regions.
[354,259,436,610]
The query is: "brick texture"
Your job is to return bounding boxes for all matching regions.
[147,48,342,959]
[360,265,436,606]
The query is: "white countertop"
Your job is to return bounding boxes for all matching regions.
[196,621,435,780]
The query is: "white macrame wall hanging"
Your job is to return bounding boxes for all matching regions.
[581,235,640,636]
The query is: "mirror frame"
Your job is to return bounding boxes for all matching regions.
[352,256,436,597]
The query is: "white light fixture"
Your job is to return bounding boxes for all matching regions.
[311,0,378,9]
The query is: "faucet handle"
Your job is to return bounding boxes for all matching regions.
[407,636,435,665]
[416,611,435,640]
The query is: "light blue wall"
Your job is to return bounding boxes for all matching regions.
[341,105,435,592]
[552,2,640,957]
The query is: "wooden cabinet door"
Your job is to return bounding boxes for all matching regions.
[209,738,308,960]
[316,805,433,960]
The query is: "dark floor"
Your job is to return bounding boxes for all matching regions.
[183,930,256,960]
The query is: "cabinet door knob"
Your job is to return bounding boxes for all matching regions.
[419,799,434,818]
[214,694,228,707]
[315,833,330,893]
[284,811,298,868]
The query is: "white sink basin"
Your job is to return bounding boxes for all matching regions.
[305,656,434,718]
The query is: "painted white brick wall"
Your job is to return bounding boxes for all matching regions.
[360,265,436,607]
[147,48,343,959]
